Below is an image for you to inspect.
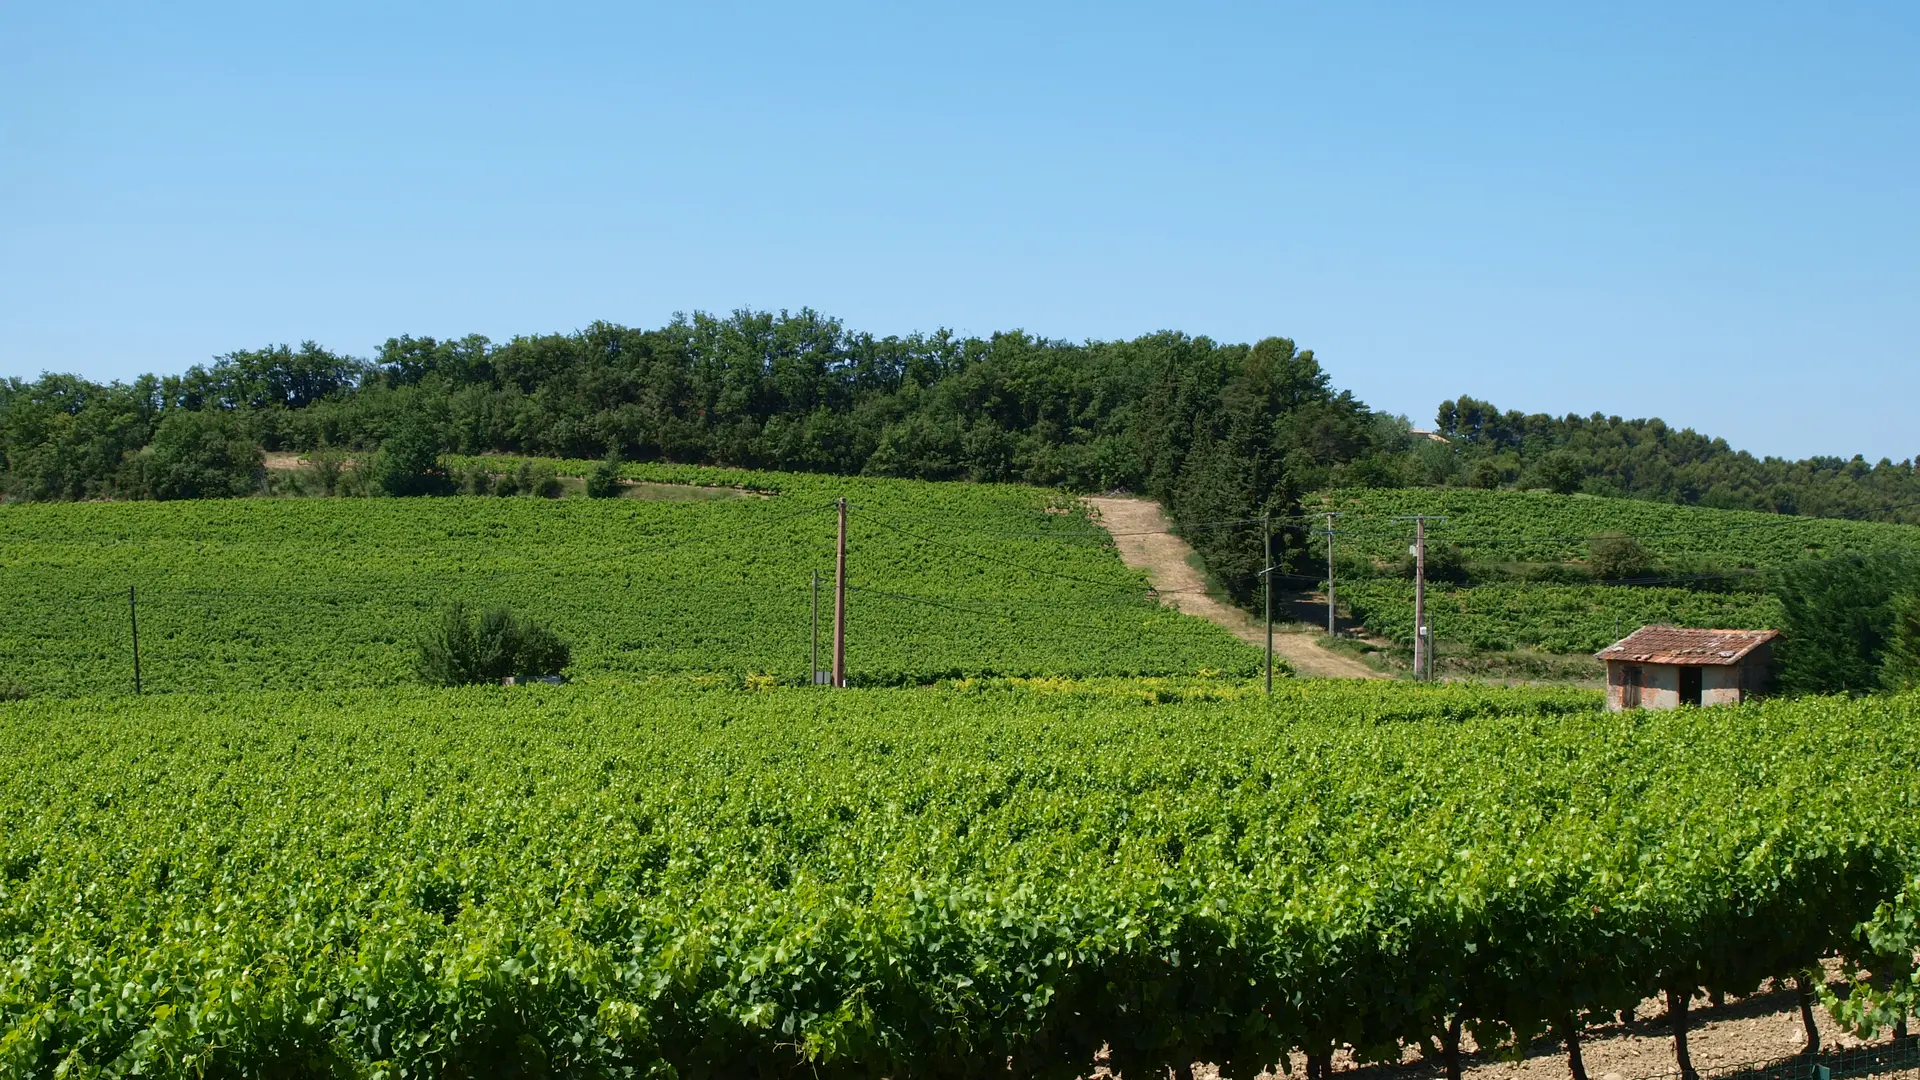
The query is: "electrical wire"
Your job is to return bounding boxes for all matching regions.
[853,509,1151,593]
[483,500,836,582]
[846,583,1158,633]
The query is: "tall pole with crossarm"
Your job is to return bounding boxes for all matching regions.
[832,498,848,687]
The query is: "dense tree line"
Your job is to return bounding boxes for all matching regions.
[4,310,1918,604]
[1432,395,1920,522]
[1772,553,1920,695]
[0,311,1378,600]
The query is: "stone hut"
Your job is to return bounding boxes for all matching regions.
[1595,626,1780,711]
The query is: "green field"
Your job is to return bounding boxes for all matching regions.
[6,472,1920,1076]
[1338,581,1783,653]
[2,681,1915,1077]
[1311,487,1920,567]
[1303,488,1920,654]
[0,465,1258,695]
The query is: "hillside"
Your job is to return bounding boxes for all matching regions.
[1297,487,1920,657]
[6,312,1918,630]
[0,466,1259,696]
[1311,487,1920,567]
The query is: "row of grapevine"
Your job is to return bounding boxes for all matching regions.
[1307,487,1920,568]
[0,468,1257,695]
[1284,488,1920,654]
[1,681,1915,1076]
[1340,579,1784,653]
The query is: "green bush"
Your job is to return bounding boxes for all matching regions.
[296,447,350,497]
[370,415,449,497]
[1525,450,1585,495]
[1884,593,1920,692]
[141,410,263,500]
[585,450,624,499]
[416,601,571,686]
[1772,553,1920,695]
[526,461,563,498]
[1394,540,1469,584]
[1588,531,1655,582]
[496,461,562,498]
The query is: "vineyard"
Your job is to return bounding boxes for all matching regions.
[0,465,1257,695]
[2,681,1917,1076]
[1309,488,1920,567]
[1337,581,1782,654]
[1302,488,1920,654]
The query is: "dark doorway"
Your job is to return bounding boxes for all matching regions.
[1679,667,1703,707]
[1622,665,1642,709]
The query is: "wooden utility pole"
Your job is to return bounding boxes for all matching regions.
[1393,514,1443,680]
[1413,516,1427,680]
[128,584,142,695]
[1323,512,1340,636]
[1263,512,1273,695]
[811,569,821,685]
[832,497,848,688]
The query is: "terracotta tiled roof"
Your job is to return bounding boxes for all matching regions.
[1596,626,1780,666]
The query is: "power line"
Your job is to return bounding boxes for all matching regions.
[845,583,1156,633]
[1328,547,1920,595]
[853,508,1152,593]
[483,500,836,582]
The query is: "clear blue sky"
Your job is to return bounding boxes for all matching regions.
[3,2,1914,462]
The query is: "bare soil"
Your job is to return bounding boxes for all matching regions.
[1085,497,1382,679]
[1093,978,1906,1080]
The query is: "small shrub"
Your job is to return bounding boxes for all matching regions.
[1526,451,1585,495]
[1395,541,1470,584]
[416,601,571,686]
[1589,532,1655,582]
[338,458,376,497]
[586,451,624,499]
[501,461,563,498]
[1466,457,1510,490]
[455,461,493,496]
[142,411,264,500]
[0,684,28,702]
[527,462,564,499]
[1884,593,1920,692]
[371,416,449,497]
[298,447,350,497]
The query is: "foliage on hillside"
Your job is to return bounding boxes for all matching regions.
[1292,488,1920,657]
[1309,487,1920,570]
[1770,551,1920,695]
[0,468,1258,696]
[1433,395,1920,521]
[1340,580,1782,654]
[0,316,1378,605]
[5,311,1917,613]
[1,682,1916,1076]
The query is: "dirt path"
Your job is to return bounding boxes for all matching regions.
[1133,976,1902,1080]
[1086,497,1383,679]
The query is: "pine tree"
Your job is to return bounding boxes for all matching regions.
[1883,593,1920,692]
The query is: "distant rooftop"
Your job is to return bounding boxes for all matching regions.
[1596,626,1780,666]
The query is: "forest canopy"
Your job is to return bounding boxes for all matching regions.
[3,309,1917,596]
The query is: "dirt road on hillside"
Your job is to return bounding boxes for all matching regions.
[1086,497,1382,679]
